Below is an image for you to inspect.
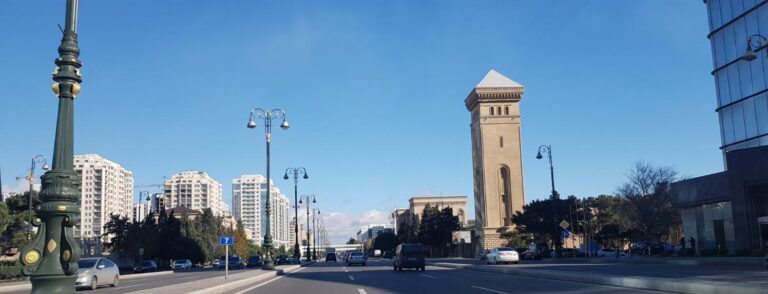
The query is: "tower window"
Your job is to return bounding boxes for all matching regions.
[490,107,494,115]
[500,136,504,148]
[497,106,502,115]
[505,106,509,115]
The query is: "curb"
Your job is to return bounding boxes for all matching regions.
[429,262,768,294]
[187,265,303,294]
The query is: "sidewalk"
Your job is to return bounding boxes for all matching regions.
[127,264,303,294]
[427,258,768,294]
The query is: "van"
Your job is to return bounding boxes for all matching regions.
[393,243,425,271]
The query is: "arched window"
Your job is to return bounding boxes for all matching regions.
[497,106,502,115]
[505,106,509,115]
[500,166,511,226]
[490,107,494,115]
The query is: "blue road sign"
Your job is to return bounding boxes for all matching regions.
[561,230,569,238]
[220,236,234,245]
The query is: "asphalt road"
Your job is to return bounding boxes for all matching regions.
[226,259,669,294]
[0,267,258,294]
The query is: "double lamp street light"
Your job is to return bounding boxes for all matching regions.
[284,167,309,263]
[247,108,289,270]
[536,144,561,258]
[299,195,316,262]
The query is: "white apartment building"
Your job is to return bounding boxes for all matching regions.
[133,203,150,223]
[74,154,134,240]
[232,175,291,248]
[149,193,165,213]
[163,171,225,217]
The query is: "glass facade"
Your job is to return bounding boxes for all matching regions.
[709,0,768,152]
[680,201,736,253]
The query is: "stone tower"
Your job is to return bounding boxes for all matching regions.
[465,69,526,250]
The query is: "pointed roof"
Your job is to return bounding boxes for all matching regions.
[475,69,523,88]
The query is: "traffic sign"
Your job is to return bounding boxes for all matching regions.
[220,236,234,245]
[561,230,569,238]
[559,220,570,230]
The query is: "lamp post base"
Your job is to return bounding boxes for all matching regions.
[261,261,276,271]
[30,275,76,294]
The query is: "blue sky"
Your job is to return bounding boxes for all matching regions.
[1,1,719,243]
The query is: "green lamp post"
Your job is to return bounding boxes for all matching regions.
[21,0,84,292]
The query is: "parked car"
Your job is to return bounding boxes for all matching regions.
[521,249,541,260]
[218,255,246,269]
[247,256,264,268]
[77,257,120,290]
[382,251,394,259]
[629,241,664,255]
[325,252,337,262]
[132,260,158,273]
[275,255,291,265]
[212,259,220,267]
[480,250,490,260]
[596,248,628,257]
[347,251,367,266]
[486,247,519,265]
[171,259,192,270]
[393,243,425,271]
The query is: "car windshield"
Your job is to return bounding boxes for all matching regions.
[401,245,423,254]
[498,247,515,251]
[78,259,97,268]
[174,260,189,264]
[249,256,261,261]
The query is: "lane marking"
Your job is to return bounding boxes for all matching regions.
[344,269,349,272]
[177,276,198,280]
[118,283,146,289]
[348,275,355,281]
[358,289,368,294]
[471,286,509,294]
[232,267,306,294]
[420,274,437,279]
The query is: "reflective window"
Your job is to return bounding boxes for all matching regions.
[755,94,768,133]
[722,107,735,143]
[733,102,748,141]
[711,0,723,29]
[744,98,759,138]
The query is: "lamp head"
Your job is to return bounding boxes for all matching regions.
[312,197,316,203]
[247,118,257,129]
[42,163,50,170]
[536,151,543,160]
[280,119,290,130]
[283,172,289,180]
[299,199,303,204]
[303,172,309,179]
[742,48,758,61]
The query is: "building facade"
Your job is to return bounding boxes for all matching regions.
[133,203,150,223]
[149,192,165,213]
[163,171,225,217]
[672,0,768,253]
[357,224,388,244]
[73,154,134,240]
[465,69,526,250]
[232,175,291,247]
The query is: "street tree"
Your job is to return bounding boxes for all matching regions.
[373,231,400,252]
[233,219,250,258]
[616,161,681,241]
[396,213,419,243]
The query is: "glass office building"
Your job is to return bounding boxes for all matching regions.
[673,0,768,254]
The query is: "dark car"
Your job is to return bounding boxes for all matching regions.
[275,255,291,265]
[382,251,394,259]
[325,252,337,262]
[218,255,245,269]
[394,243,425,271]
[629,241,663,255]
[133,260,157,273]
[247,256,263,268]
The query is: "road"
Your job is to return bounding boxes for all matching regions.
[226,259,668,294]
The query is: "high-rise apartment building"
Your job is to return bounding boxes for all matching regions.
[133,203,150,223]
[149,192,165,213]
[74,154,134,240]
[163,171,224,217]
[232,175,291,248]
[673,1,768,253]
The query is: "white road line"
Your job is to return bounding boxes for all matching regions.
[357,289,368,294]
[471,285,509,294]
[348,275,355,281]
[232,267,306,294]
[420,274,437,279]
[118,283,146,289]
[177,276,198,280]
[344,269,349,272]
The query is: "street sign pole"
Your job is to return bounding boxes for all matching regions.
[225,244,229,279]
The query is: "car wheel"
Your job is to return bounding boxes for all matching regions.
[90,277,98,290]
[513,261,519,264]
[421,267,425,271]
[111,275,119,287]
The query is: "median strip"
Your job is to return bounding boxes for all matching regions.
[471,285,509,294]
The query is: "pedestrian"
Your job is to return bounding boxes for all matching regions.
[680,236,686,250]
[689,237,696,255]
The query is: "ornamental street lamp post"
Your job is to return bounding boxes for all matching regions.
[283,167,308,263]
[299,195,315,262]
[536,145,561,258]
[22,1,84,292]
[312,208,320,260]
[246,108,289,270]
[19,155,50,241]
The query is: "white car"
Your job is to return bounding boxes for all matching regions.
[76,257,120,290]
[486,247,519,265]
[347,252,367,266]
[172,259,193,270]
[596,248,628,257]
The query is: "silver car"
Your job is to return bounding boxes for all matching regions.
[76,257,120,290]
